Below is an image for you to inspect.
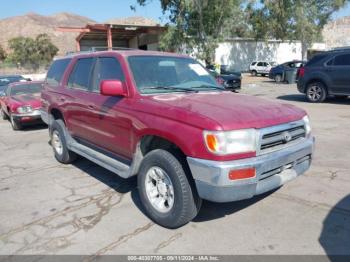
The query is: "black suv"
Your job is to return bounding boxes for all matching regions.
[297,49,350,102]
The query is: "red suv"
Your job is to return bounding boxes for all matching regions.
[41,50,315,228]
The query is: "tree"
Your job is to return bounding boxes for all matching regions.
[247,0,349,59]
[0,44,6,62]
[7,34,58,70]
[136,0,246,65]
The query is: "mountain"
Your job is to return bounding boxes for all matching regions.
[323,16,350,49]
[0,12,96,56]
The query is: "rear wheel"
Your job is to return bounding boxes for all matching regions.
[50,119,77,164]
[10,114,22,130]
[306,82,327,103]
[138,149,201,228]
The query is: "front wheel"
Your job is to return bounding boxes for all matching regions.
[251,70,257,76]
[274,74,283,83]
[10,114,22,130]
[306,82,327,103]
[0,108,8,120]
[138,149,201,228]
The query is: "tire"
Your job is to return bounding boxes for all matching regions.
[50,119,77,164]
[262,74,266,77]
[138,149,201,228]
[306,82,327,103]
[274,74,283,83]
[10,114,22,130]
[251,70,257,76]
[0,108,8,120]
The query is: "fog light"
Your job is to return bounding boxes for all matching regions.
[228,168,256,180]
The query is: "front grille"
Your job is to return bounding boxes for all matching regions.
[260,124,306,152]
[259,155,311,181]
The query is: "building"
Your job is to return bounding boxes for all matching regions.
[57,17,166,52]
[215,38,326,72]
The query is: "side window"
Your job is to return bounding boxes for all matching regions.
[257,62,263,66]
[333,54,350,66]
[68,58,95,91]
[326,58,334,66]
[91,57,125,93]
[46,58,72,86]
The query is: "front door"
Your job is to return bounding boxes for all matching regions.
[327,53,350,94]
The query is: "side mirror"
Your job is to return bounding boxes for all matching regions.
[100,80,126,97]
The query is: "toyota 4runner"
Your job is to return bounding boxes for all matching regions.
[41,50,315,228]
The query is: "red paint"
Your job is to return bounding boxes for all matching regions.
[41,51,307,162]
[1,81,43,120]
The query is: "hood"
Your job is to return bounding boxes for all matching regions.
[138,92,306,130]
[10,93,42,110]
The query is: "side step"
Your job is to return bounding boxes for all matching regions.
[68,140,131,178]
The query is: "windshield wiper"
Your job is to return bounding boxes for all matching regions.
[141,86,199,93]
[192,85,225,91]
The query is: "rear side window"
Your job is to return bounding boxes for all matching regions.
[306,54,327,66]
[333,54,350,66]
[91,57,125,92]
[68,58,95,91]
[46,59,71,86]
[251,62,257,65]
[257,62,263,66]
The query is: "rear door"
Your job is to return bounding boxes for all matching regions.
[326,53,350,94]
[256,62,264,73]
[64,57,96,140]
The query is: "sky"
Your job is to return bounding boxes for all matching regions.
[0,0,348,23]
[0,0,165,23]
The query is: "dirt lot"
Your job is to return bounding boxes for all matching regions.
[0,76,349,255]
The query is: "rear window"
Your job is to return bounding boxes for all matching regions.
[306,54,328,66]
[46,58,72,86]
[333,54,350,66]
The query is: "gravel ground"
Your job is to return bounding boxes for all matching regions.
[0,76,349,256]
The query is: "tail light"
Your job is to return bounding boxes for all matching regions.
[298,67,305,78]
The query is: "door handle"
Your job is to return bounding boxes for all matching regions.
[88,104,95,109]
[60,97,65,102]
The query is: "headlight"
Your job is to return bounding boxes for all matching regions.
[204,129,257,155]
[17,106,33,114]
[303,115,311,136]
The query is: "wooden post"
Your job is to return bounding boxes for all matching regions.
[107,25,113,50]
[76,39,81,52]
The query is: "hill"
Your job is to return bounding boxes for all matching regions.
[323,16,350,48]
[0,12,96,56]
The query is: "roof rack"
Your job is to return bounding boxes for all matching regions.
[65,46,140,56]
[329,46,350,52]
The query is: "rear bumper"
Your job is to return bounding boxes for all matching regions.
[187,136,315,203]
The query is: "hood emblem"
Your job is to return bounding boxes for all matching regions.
[282,131,292,143]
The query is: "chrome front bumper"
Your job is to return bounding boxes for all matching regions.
[187,136,315,203]
[12,110,42,120]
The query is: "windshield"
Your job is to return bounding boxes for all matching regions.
[0,76,25,86]
[128,56,222,94]
[10,84,42,96]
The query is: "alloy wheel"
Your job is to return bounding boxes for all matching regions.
[145,166,175,213]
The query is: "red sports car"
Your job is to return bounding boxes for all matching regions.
[0,81,44,130]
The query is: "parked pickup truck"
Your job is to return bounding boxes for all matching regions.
[41,50,315,228]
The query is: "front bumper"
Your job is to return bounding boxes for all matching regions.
[187,136,315,203]
[12,110,42,123]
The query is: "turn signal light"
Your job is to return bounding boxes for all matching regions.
[228,168,256,180]
[205,134,218,152]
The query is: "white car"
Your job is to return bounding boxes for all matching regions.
[249,61,276,76]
